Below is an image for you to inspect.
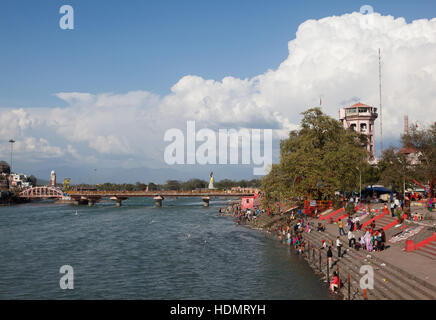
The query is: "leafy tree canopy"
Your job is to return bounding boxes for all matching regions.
[262,108,369,207]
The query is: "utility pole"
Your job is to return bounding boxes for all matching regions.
[379,48,383,155]
[8,139,15,173]
[356,167,362,206]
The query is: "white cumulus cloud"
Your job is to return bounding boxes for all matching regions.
[1,12,436,172]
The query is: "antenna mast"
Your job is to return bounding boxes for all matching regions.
[379,48,383,155]
[404,115,409,134]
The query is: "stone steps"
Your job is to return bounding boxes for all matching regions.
[301,243,393,300]
[301,223,436,299]
[415,240,436,260]
[375,216,398,230]
[426,242,436,249]
[319,208,334,217]
[304,231,418,299]
[309,227,436,299]
[305,234,402,299]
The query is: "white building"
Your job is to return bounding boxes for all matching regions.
[339,102,378,162]
[10,173,31,188]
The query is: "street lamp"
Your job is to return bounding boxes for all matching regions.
[8,139,15,173]
[356,166,362,206]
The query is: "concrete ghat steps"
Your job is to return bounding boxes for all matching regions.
[320,208,334,217]
[309,227,436,299]
[301,249,374,300]
[304,231,428,299]
[303,226,436,299]
[310,227,436,299]
[376,216,397,227]
[300,244,392,300]
[310,233,436,299]
[303,232,400,300]
[414,248,436,260]
[426,242,436,249]
[304,231,416,299]
[414,240,436,260]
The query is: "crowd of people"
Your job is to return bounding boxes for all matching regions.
[274,216,312,255]
[336,217,386,253]
[218,202,265,225]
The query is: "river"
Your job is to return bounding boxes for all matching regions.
[0,198,332,299]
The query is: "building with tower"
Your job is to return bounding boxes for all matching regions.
[338,102,378,163]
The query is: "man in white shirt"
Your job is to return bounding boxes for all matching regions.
[390,201,396,217]
[336,236,343,258]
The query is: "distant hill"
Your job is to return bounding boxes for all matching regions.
[36,178,49,186]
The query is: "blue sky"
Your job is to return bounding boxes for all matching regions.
[1,0,435,108]
[1,0,435,183]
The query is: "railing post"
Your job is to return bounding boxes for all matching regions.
[348,274,351,300]
[319,249,321,270]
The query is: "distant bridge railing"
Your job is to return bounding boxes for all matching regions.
[19,186,64,199]
[66,190,255,197]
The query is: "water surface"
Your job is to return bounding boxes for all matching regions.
[0,198,332,299]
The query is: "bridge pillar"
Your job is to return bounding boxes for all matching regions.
[154,195,164,207]
[110,196,128,207]
[202,196,210,207]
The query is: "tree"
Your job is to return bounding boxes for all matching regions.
[147,182,158,191]
[27,175,37,187]
[401,123,436,197]
[262,108,368,208]
[378,147,410,196]
[181,178,208,190]
[165,180,181,191]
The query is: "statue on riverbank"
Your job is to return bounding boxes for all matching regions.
[208,171,214,189]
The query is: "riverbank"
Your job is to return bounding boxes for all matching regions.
[0,195,31,206]
[221,202,436,300]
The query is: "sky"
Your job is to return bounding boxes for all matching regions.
[0,0,435,184]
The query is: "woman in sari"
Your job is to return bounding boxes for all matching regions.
[363,230,373,251]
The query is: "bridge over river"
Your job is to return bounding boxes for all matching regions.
[18,187,255,207]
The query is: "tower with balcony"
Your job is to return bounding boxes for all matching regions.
[338,102,378,162]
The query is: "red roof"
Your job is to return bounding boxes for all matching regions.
[346,102,372,109]
[398,145,419,154]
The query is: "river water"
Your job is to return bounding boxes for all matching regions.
[0,198,332,299]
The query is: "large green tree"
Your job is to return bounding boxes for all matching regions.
[401,123,436,196]
[378,147,411,196]
[262,108,369,207]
